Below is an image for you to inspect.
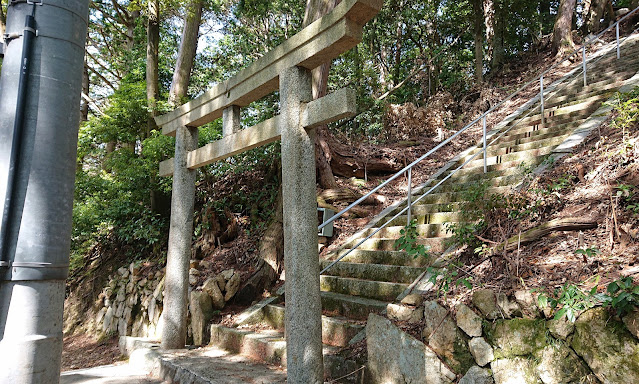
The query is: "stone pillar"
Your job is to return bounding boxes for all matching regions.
[280,66,323,383]
[161,125,198,349]
[222,105,240,137]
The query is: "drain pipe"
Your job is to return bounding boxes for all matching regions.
[0,12,36,268]
[0,1,89,383]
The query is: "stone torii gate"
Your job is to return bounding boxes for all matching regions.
[155,1,381,382]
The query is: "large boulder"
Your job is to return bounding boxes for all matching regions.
[422,301,474,373]
[571,307,639,384]
[469,337,494,367]
[367,314,455,384]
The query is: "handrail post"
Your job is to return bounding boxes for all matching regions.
[582,46,587,87]
[483,115,487,173]
[540,75,544,126]
[407,168,412,225]
[616,23,620,59]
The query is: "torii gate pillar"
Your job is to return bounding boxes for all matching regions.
[280,66,323,383]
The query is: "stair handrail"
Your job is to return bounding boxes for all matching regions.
[319,6,639,275]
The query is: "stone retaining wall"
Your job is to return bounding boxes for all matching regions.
[92,261,241,345]
[368,288,639,384]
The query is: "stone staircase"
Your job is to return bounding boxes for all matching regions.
[207,35,639,380]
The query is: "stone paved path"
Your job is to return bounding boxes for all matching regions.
[60,345,286,384]
[60,364,163,384]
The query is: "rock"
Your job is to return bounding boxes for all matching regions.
[199,260,211,270]
[422,301,474,374]
[189,268,200,276]
[190,259,199,269]
[138,277,147,287]
[118,317,128,336]
[203,277,225,309]
[623,309,639,339]
[189,291,214,345]
[514,290,541,318]
[118,267,127,276]
[116,288,126,302]
[547,317,574,340]
[95,307,107,324]
[401,293,424,307]
[189,274,198,286]
[116,302,125,318]
[221,269,235,280]
[149,298,156,321]
[497,293,522,319]
[459,366,494,384]
[367,313,456,384]
[153,277,164,300]
[215,274,226,291]
[102,307,114,332]
[387,303,423,323]
[571,307,639,384]
[489,319,546,357]
[473,289,501,319]
[456,303,483,337]
[492,357,540,384]
[469,337,494,367]
[224,272,241,301]
[534,342,595,384]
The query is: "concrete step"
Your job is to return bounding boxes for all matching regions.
[355,222,450,238]
[209,325,287,366]
[320,291,387,320]
[342,236,447,253]
[209,325,347,369]
[380,210,465,226]
[453,145,555,170]
[463,134,570,162]
[319,260,425,283]
[495,121,578,147]
[320,275,409,301]
[330,249,432,267]
[437,153,550,181]
[514,99,601,128]
[239,304,364,347]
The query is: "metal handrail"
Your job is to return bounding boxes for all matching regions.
[319,6,639,275]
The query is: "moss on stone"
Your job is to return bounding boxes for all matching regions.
[491,318,547,358]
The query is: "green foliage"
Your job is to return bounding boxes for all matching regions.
[602,277,639,316]
[537,277,639,322]
[426,262,472,297]
[610,87,639,134]
[574,246,600,258]
[394,219,430,260]
[537,283,599,323]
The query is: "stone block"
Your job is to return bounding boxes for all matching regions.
[492,357,540,384]
[534,342,595,384]
[456,303,483,337]
[473,289,501,319]
[459,366,494,384]
[189,291,214,346]
[571,307,639,384]
[623,309,639,339]
[203,277,225,309]
[489,319,547,357]
[469,337,494,367]
[547,317,574,340]
[422,301,474,374]
[367,314,455,384]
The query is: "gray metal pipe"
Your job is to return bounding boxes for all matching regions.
[0,1,89,383]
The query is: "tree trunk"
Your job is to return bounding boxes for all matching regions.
[81,59,90,122]
[584,0,606,34]
[169,0,204,106]
[484,0,495,65]
[551,0,577,56]
[303,0,341,189]
[491,0,506,71]
[496,217,598,252]
[146,0,160,136]
[473,0,484,84]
